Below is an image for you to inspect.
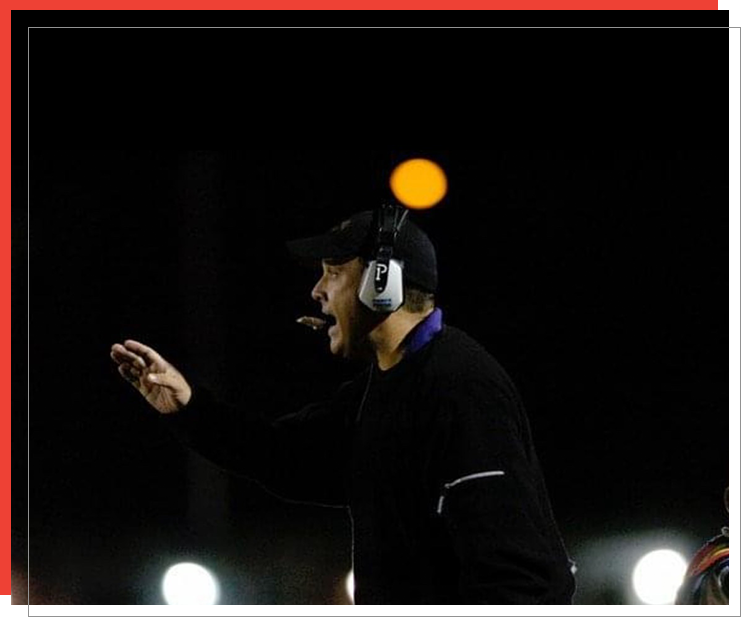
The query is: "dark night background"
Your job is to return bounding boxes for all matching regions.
[20,149,728,604]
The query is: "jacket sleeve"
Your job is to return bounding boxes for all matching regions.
[160,378,362,507]
[436,377,574,604]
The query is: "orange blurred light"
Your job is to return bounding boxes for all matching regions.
[390,158,447,210]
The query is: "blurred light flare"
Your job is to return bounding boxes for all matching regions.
[162,562,219,605]
[632,549,687,604]
[390,158,447,209]
[345,570,355,603]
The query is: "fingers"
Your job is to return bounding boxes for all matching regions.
[116,357,176,393]
[118,362,142,387]
[146,368,179,391]
[110,344,147,368]
[123,339,165,368]
[112,340,183,395]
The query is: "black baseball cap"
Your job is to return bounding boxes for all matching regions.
[286,210,438,292]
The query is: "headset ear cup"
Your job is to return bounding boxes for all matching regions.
[359,259,404,312]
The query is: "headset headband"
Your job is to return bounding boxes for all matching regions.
[372,204,408,293]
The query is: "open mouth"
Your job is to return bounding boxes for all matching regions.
[324,313,338,335]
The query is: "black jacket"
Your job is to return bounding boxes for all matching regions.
[163,324,575,604]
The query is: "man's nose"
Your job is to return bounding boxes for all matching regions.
[311,277,326,303]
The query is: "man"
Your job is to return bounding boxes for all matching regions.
[110,208,575,604]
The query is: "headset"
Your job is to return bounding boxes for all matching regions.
[358,204,408,313]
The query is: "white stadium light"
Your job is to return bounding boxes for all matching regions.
[631,549,687,604]
[162,562,220,605]
[345,570,355,604]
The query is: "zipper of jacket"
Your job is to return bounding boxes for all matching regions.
[355,364,374,424]
[436,470,505,515]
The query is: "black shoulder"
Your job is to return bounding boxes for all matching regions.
[426,326,522,404]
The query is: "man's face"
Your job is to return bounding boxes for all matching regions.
[311,257,374,359]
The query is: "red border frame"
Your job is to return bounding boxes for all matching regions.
[6,12,13,606]
[6,0,721,599]
[6,1,723,10]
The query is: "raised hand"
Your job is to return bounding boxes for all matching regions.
[110,339,192,414]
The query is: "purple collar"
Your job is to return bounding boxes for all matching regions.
[406,308,444,355]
